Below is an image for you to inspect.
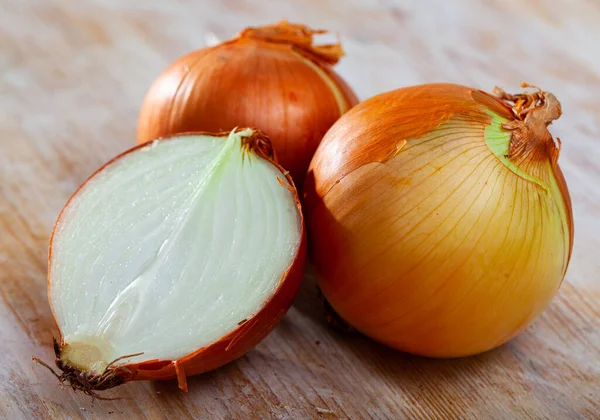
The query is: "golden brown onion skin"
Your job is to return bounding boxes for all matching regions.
[137,22,358,187]
[304,83,573,358]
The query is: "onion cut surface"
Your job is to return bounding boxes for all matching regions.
[46,129,305,395]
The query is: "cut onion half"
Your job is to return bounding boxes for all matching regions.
[40,129,306,397]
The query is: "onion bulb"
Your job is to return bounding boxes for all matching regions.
[304,83,573,358]
[37,129,306,397]
[137,20,358,187]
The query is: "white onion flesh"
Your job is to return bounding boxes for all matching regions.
[49,130,302,370]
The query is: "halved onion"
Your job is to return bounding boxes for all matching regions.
[41,129,306,396]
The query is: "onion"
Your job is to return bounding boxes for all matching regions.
[36,129,306,397]
[137,20,358,187]
[304,83,574,358]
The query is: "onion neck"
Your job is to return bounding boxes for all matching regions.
[484,86,565,188]
[237,20,344,65]
[239,128,275,161]
[495,85,563,169]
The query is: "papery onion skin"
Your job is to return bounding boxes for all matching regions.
[304,83,573,358]
[46,130,307,393]
[137,21,358,187]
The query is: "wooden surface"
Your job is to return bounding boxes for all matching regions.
[1,0,599,418]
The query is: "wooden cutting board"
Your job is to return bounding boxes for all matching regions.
[1,0,599,418]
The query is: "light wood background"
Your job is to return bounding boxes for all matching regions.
[1,0,599,418]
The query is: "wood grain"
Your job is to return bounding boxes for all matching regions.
[1,0,599,418]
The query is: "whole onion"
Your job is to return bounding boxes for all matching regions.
[137,21,358,186]
[304,83,573,358]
